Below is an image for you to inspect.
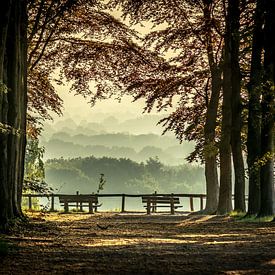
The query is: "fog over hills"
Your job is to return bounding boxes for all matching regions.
[40,92,195,165]
[41,113,194,165]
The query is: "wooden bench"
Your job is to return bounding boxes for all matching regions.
[142,195,182,214]
[58,194,101,213]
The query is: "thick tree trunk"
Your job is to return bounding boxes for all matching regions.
[258,0,275,217]
[17,3,28,216]
[230,0,246,213]
[0,0,28,230]
[0,0,12,230]
[217,0,240,215]
[247,0,264,216]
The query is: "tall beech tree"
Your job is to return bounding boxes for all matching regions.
[231,0,245,213]
[0,0,28,228]
[217,0,246,214]
[105,0,226,214]
[257,0,275,217]
[247,0,274,217]
[217,0,234,214]
[246,0,264,216]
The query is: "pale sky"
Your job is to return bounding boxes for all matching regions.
[50,84,167,124]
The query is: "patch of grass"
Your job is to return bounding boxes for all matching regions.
[230,211,246,219]
[237,215,274,222]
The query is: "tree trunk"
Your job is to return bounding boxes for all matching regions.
[246,0,264,216]
[230,0,246,213]
[258,0,275,217]
[202,2,222,214]
[204,70,222,214]
[0,0,28,230]
[0,0,12,230]
[217,0,239,215]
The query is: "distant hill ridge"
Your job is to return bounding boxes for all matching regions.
[41,132,194,165]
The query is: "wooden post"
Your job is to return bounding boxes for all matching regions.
[76,191,79,211]
[200,196,204,210]
[170,194,175,215]
[95,195,98,212]
[153,191,157,213]
[190,197,194,211]
[89,200,94,213]
[80,202,83,212]
[50,194,55,212]
[28,195,32,210]
[64,199,69,213]
[121,194,125,213]
[147,198,151,215]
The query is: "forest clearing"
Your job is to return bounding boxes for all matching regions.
[1,212,274,274]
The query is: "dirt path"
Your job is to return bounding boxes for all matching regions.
[0,212,274,274]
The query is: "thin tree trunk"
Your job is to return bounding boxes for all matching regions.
[204,71,222,214]
[247,0,264,216]
[218,0,238,215]
[202,2,222,214]
[230,0,246,213]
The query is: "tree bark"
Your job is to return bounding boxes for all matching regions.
[246,0,264,216]
[204,70,222,214]
[258,0,275,217]
[230,0,246,213]
[0,0,12,230]
[202,2,222,214]
[217,0,239,215]
[0,0,28,230]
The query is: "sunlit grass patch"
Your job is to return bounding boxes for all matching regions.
[230,211,246,219]
[238,215,274,222]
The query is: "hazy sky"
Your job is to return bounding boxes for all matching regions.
[51,83,170,124]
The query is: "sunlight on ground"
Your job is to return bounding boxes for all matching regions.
[83,237,198,247]
[2,211,274,274]
[204,240,251,245]
[174,233,251,238]
[177,215,221,226]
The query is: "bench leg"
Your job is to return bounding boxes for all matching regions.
[89,201,94,214]
[170,203,175,215]
[170,198,175,215]
[147,200,151,215]
[64,200,69,213]
[152,202,156,213]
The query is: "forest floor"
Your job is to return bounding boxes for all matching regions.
[0,212,274,274]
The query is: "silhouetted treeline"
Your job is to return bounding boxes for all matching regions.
[45,156,204,194]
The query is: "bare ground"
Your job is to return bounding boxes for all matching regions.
[0,212,274,274]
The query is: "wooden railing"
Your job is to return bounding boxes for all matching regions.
[22,192,207,213]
